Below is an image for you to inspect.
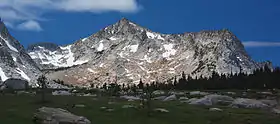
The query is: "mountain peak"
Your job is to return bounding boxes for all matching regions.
[117,17,138,27]
[120,17,130,23]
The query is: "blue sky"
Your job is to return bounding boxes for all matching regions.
[0,0,280,66]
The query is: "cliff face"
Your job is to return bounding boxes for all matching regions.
[0,20,41,87]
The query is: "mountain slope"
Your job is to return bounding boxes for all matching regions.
[28,18,270,87]
[0,20,41,87]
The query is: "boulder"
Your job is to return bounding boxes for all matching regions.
[154,108,169,113]
[52,90,72,96]
[152,96,166,100]
[106,108,114,112]
[120,95,141,101]
[163,94,177,101]
[259,99,278,107]
[230,98,269,109]
[152,90,165,95]
[258,92,273,95]
[209,108,223,112]
[226,92,236,95]
[188,94,234,106]
[4,78,28,90]
[189,91,209,96]
[33,107,91,124]
[122,105,136,109]
[272,108,280,114]
[100,107,107,109]
[168,91,185,95]
[179,97,189,100]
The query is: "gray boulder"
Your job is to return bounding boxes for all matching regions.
[163,94,177,101]
[230,98,270,109]
[152,96,166,100]
[33,107,91,124]
[4,78,28,90]
[188,94,234,106]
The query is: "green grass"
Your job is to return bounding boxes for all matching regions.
[0,94,280,124]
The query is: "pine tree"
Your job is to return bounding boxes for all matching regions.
[37,75,48,103]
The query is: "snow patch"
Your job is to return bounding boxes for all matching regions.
[12,56,17,62]
[162,44,176,59]
[143,55,153,63]
[87,68,96,73]
[109,37,118,41]
[168,71,176,74]
[237,57,243,62]
[16,68,30,81]
[146,32,165,40]
[62,45,88,66]
[38,45,89,67]
[129,22,137,26]
[146,32,156,39]
[99,63,104,67]
[82,38,87,42]
[157,35,165,40]
[0,34,18,52]
[129,44,139,53]
[97,43,104,51]
[0,67,8,81]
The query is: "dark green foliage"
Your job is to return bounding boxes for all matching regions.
[37,75,48,102]
[171,66,280,90]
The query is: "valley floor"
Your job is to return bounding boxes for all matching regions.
[1,94,280,124]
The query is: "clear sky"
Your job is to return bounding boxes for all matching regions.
[0,0,280,66]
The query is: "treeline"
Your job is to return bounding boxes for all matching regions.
[102,66,280,92]
[174,66,280,90]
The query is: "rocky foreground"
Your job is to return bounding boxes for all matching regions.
[1,90,280,124]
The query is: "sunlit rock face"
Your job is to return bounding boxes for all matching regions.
[28,18,270,87]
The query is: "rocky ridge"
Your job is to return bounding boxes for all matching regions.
[0,20,41,87]
[28,18,271,87]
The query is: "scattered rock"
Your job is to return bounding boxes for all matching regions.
[16,91,35,95]
[122,105,136,109]
[258,92,273,95]
[83,93,97,97]
[108,102,115,104]
[154,108,169,113]
[231,98,269,109]
[168,91,185,95]
[163,94,177,101]
[259,99,278,107]
[272,108,280,114]
[120,95,141,101]
[179,97,189,100]
[100,107,107,109]
[209,108,223,112]
[189,91,209,96]
[174,91,185,95]
[128,99,135,102]
[152,96,166,100]
[152,90,165,95]
[52,90,72,96]
[186,98,199,103]
[188,94,234,106]
[33,107,91,124]
[106,108,114,112]
[226,92,236,95]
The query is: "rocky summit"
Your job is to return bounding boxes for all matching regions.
[28,18,270,87]
[0,20,41,87]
